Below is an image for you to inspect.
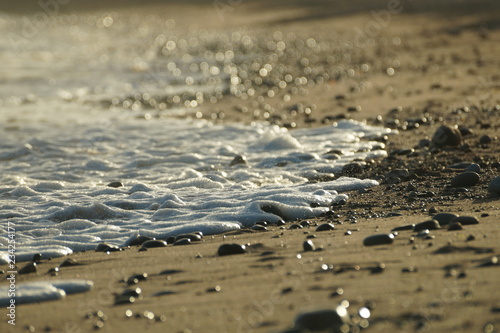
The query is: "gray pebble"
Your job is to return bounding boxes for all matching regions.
[218,243,246,256]
[392,224,415,231]
[451,216,479,225]
[363,234,394,246]
[432,125,462,147]
[488,176,500,195]
[294,306,350,331]
[451,172,480,187]
[139,240,167,250]
[316,223,335,232]
[466,163,481,173]
[414,220,441,232]
[174,233,202,242]
[95,243,121,252]
[303,240,315,252]
[18,262,37,275]
[432,213,459,226]
[173,238,191,246]
[448,222,463,231]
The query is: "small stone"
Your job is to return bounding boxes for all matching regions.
[479,134,492,145]
[32,253,42,263]
[18,262,37,275]
[251,224,268,231]
[316,223,335,232]
[125,273,148,285]
[432,125,462,147]
[466,163,481,173]
[174,233,202,242]
[466,234,476,242]
[432,213,459,226]
[289,224,303,230]
[95,243,121,252]
[127,235,155,246]
[207,285,222,293]
[303,240,316,252]
[451,172,480,187]
[173,238,191,246]
[294,306,350,331]
[139,240,167,250]
[300,220,312,227]
[107,181,123,188]
[47,267,60,276]
[363,234,394,246]
[217,244,246,256]
[392,224,415,231]
[448,222,463,231]
[451,216,479,225]
[229,155,247,166]
[413,220,441,232]
[59,258,81,267]
[488,176,500,195]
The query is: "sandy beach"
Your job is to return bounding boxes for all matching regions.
[1,0,499,332]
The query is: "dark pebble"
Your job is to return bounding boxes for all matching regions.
[448,222,463,231]
[139,240,167,250]
[229,155,247,166]
[451,172,480,187]
[402,267,418,273]
[289,224,303,230]
[119,287,142,298]
[432,213,459,226]
[414,220,441,232]
[451,216,479,225]
[217,243,246,256]
[363,234,394,246]
[125,273,148,285]
[207,285,222,293]
[303,240,316,252]
[370,263,386,274]
[466,234,476,242]
[316,223,335,232]
[477,256,498,268]
[47,267,60,276]
[107,181,123,188]
[294,307,350,331]
[432,125,462,147]
[479,134,492,145]
[32,253,42,263]
[95,243,121,252]
[59,258,81,267]
[466,163,481,173]
[488,176,500,195]
[127,235,155,246]
[18,262,37,275]
[173,238,191,246]
[251,224,268,231]
[392,224,415,231]
[386,212,404,217]
[300,220,311,227]
[174,233,202,242]
[159,269,183,275]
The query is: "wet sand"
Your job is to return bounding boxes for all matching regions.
[1,1,500,332]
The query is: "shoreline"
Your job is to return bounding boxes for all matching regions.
[1,1,500,332]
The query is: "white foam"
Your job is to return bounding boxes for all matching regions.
[0,279,93,306]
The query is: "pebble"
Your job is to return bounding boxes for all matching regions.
[18,262,37,275]
[59,258,81,267]
[251,224,268,231]
[173,238,191,246]
[127,235,155,246]
[392,224,415,231]
[479,134,493,145]
[95,243,121,252]
[229,155,247,166]
[32,253,42,263]
[451,172,480,187]
[363,234,394,246]
[107,181,123,188]
[47,267,60,276]
[451,216,479,225]
[316,223,335,232]
[488,176,500,195]
[448,222,463,231]
[289,224,303,230]
[413,220,441,232]
[432,213,459,226]
[125,273,148,285]
[303,240,316,252]
[139,240,167,250]
[174,233,202,242]
[217,243,246,256]
[432,125,462,147]
[294,306,350,331]
[342,163,363,176]
[466,163,481,173]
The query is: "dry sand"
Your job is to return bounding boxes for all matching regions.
[1,1,499,332]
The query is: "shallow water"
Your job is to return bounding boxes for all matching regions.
[0,12,394,264]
